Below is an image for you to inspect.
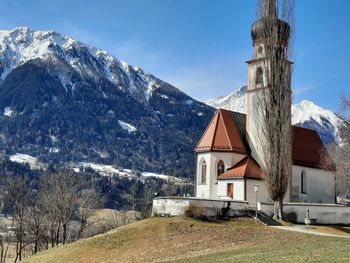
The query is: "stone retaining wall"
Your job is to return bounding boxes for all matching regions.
[152,197,350,225]
[259,202,350,224]
[152,197,248,217]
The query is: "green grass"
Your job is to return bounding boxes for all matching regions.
[22,217,350,263]
[164,237,350,263]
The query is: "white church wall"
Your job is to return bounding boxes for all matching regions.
[291,165,335,204]
[196,153,212,199]
[217,179,245,200]
[246,179,270,206]
[196,152,246,199]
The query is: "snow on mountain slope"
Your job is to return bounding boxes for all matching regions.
[118,120,137,133]
[291,101,344,144]
[9,153,43,169]
[205,86,345,144]
[0,27,161,101]
[204,86,247,113]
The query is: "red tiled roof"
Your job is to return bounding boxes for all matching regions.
[195,109,336,171]
[195,108,247,154]
[218,156,263,180]
[292,126,336,171]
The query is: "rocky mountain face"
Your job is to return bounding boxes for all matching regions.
[0,27,214,178]
[205,86,347,145]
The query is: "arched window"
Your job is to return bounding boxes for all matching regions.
[217,160,225,178]
[301,170,307,194]
[255,67,263,87]
[201,161,207,184]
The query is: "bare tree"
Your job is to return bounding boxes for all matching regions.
[53,172,79,245]
[341,95,350,119]
[253,0,294,219]
[105,210,124,229]
[323,96,350,198]
[39,174,61,248]
[129,180,140,211]
[140,185,156,218]
[3,174,40,262]
[24,200,49,254]
[76,189,100,240]
[164,179,176,197]
[39,172,79,246]
[0,219,13,263]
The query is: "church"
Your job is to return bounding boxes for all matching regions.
[194,1,336,205]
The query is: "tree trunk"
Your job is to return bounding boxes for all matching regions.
[50,228,55,248]
[1,243,3,263]
[55,223,61,246]
[62,223,68,245]
[273,198,284,220]
[77,225,83,241]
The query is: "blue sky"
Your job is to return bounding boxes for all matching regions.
[0,0,349,112]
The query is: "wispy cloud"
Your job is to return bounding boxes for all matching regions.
[293,85,314,96]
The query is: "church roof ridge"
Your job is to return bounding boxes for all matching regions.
[194,108,248,154]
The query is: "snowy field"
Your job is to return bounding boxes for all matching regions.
[9,153,183,183]
[9,153,42,169]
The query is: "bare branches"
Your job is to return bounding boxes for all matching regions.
[281,0,295,60]
[76,189,100,240]
[3,174,31,262]
[257,0,266,19]
[45,172,79,245]
[341,95,350,121]
[328,96,350,197]
[0,218,13,263]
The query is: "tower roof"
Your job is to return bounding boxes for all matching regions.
[194,109,248,154]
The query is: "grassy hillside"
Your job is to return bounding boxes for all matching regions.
[23,217,350,263]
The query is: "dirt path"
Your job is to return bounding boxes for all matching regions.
[271,225,350,238]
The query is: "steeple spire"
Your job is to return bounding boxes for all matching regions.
[266,0,277,18]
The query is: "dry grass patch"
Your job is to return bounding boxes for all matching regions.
[22,217,350,263]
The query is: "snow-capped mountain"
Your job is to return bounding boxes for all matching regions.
[0,27,164,102]
[205,86,247,113]
[0,27,214,178]
[205,86,346,144]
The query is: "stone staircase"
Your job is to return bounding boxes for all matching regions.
[248,209,283,226]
